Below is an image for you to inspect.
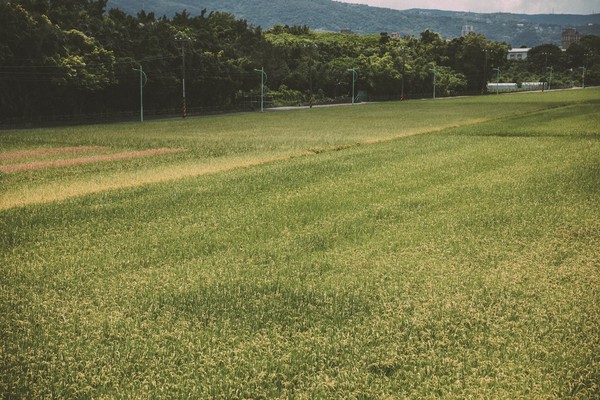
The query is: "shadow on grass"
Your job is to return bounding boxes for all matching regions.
[140,280,375,333]
[447,100,600,139]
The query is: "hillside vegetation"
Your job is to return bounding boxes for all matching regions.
[107,0,600,46]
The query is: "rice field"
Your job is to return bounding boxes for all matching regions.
[1,89,599,398]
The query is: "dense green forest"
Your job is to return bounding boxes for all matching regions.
[1,0,599,124]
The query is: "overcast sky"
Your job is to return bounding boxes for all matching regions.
[336,0,600,15]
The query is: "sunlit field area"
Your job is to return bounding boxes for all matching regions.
[1,90,599,398]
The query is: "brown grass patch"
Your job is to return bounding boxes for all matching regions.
[0,146,108,162]
[0,148,184,172]
[0,152,296,210]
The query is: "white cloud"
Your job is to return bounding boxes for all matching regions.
[336,0,600,14]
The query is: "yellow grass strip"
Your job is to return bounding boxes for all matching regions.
[0,152,301,210]
[0,146,108,161]
[0,119,489,209]
[0,148,184,172]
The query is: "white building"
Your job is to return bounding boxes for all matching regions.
[462,25,474,36]
[507,48,530,61]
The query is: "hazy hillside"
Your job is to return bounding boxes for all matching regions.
[106,0,600,46]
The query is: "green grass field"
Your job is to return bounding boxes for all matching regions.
[1,90,599,398]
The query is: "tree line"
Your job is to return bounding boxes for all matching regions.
[1,0,599,124]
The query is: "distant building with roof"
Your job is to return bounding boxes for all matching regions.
[507,48,531,61]
[562,28,581,49]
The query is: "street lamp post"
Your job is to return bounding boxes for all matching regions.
[175,34,191,118]
[493,67,500,95]
[580,66,586,88]
[542,52,549,74]
[303,40,318,99]
[254,67,267,112]
[132,65,148,122]
[547,66,554,90]
[483,49,489,93]
[399,46,406,100]
[430,66,436,99]
[348,68,358,104]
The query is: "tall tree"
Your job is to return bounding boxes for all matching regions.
[447,33,508,92]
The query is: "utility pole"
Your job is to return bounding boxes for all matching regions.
[303,40,318,99]
[132,65,148,122]
[483,48,489,93]
[399,46,406,101]
[493,67,500,95]
[580,66,586,88]
[254,67,267,112]
[175,34,191,118]
[430,66,436,99]
[347,68,358,104]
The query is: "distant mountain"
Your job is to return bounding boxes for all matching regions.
[106,0,600,47]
